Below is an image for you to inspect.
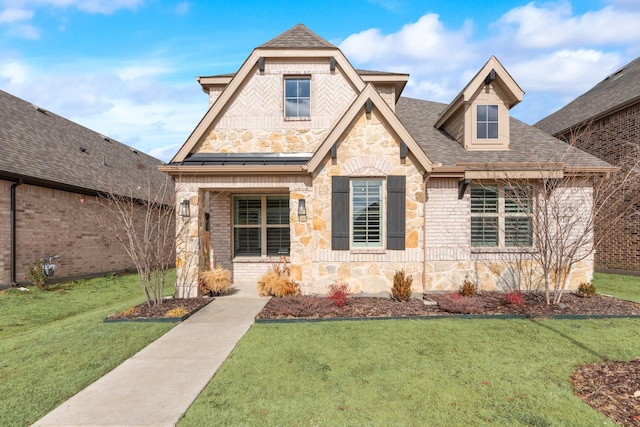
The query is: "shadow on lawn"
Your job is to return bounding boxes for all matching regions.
[530,320,608,361]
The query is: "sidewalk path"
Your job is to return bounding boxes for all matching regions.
[34,287,268,427]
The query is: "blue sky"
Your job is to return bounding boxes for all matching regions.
[1,0,639,161]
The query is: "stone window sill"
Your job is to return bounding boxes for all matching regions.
[233,256,290,263]
[349,248,386,255]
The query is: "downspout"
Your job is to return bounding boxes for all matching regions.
[10,180,22,286]
[422,174,429,296]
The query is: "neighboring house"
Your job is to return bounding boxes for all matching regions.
[535,57,640,274]
[161,24,613,297]
[0,89,170,287]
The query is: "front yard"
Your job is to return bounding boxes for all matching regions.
[0,273,176,426]
[180,317,640,426]
[1,271,638,426]
[180,273,640,426]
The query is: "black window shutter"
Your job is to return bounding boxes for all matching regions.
[332,176,350,250]
[387,175,406,250]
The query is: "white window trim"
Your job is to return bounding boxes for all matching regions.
[350,178,385,249]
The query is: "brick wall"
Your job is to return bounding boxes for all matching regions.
[0,181,136,285]
[564,103,640,272]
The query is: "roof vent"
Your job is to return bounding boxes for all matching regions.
[130,148,138,154]
[31,104,47,114]
[79,147,87,153]
[101,135,111,142]
[605,67,626,81]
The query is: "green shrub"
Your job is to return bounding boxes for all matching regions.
[459,276,477,297]
[577,282,597,298]
[392,269,413,301]
[257,257,300,297]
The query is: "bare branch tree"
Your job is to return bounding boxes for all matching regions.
[489,133,640,304]
[85,163,187,306]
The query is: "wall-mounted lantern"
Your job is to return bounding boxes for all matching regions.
[179,199,191,218]
[298,199,307,222]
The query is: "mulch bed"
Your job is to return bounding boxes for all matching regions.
[105,297,213,321]
[256,292,640,320]
[571,359,640,427]
[257,291,640,426]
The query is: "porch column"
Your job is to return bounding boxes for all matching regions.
[175,186,204,298]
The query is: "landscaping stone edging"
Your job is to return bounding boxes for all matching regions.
[254,313,640,324]
[103,298,214,323]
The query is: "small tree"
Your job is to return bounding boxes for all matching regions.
[87,163,185,306]
[491,137,640,304]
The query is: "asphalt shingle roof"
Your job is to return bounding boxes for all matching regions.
[535,56,640,136]
[0,89,169,199]
[396,96,612,170]
[259,24,336,49]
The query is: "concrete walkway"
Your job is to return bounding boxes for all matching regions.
[34,284,268,427]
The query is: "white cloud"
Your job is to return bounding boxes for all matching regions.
[118,64,170,80]
[25,0,143,14]
[340,14,476,78]
[508,49,622,94]
[0,8,33,23]
[0,61,30,84]
[496,1,640,49]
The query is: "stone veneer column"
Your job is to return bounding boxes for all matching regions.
[289,189,313,294]
[175,185,204,298]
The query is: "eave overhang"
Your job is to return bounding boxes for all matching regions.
[428,161,617,180]
[159,164,309,176]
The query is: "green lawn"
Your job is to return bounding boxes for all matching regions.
[0,272,176,426]
[594,272,640,302]
[181,296,640,426]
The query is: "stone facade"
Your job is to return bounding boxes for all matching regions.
[0,180,136,286]
[306,110,425,294]
[167,28,600,297]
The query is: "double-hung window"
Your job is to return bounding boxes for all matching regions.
[233,195,290,257]
[477,105,498,139]
[331,175,405,251]
[351,179,383,247]
[471,184,532,247]
[285,77,310,118]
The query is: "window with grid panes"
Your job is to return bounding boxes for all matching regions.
[351,179,383,247]
[284,77,310,118]
[470,185,532,247]
[233,195,290,257]
[477,105,498,139]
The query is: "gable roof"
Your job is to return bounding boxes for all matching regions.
[535,56,640,136]
[397,96,612,174]
[170,25,367,163]
[0,89,168,199]
[435,56,524,129]
[307,84,432,173]
[260,24,336,49]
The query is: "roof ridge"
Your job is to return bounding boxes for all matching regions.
[259,23,336,49]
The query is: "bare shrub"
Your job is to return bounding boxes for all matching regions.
[198,267,232,295]
[257,256,300,297]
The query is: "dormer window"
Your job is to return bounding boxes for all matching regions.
[285,77,310,118]
[477,105,498,139]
